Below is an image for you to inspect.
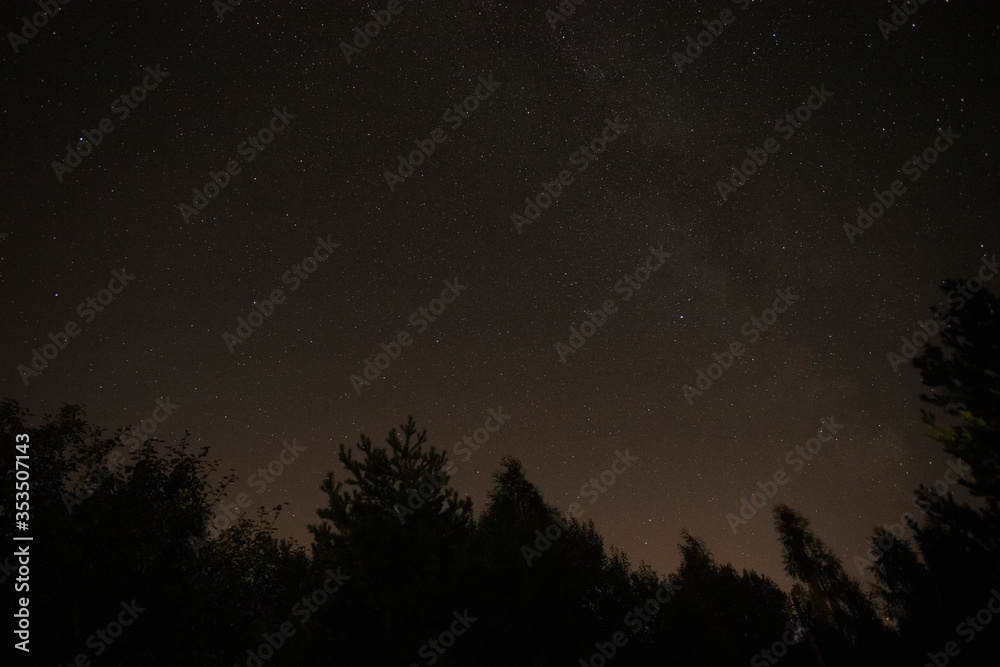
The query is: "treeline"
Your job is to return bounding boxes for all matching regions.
[2,283,997,666]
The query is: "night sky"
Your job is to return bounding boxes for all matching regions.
[3,0,999,589]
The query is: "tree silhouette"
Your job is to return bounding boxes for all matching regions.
[0,399,306,666]
[470,456,624,665]
[773,504,889,665]
[652,530,791,665]
[914,279,1000,499]
[857,278,1000,665]
[6,387,998,666]
[307,416,475,664]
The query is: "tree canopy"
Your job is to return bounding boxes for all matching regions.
[2,278,997,666]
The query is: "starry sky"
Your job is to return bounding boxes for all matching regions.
[2,0,998,589]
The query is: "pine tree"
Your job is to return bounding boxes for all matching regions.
[306,416,474,664]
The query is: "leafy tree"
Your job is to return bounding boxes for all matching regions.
[0,400,308,666]
[647,531,791,666]
[773,504,890,665]
[868,526,928,629]
[864,279,1000,664]
[914,280,1000,499]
